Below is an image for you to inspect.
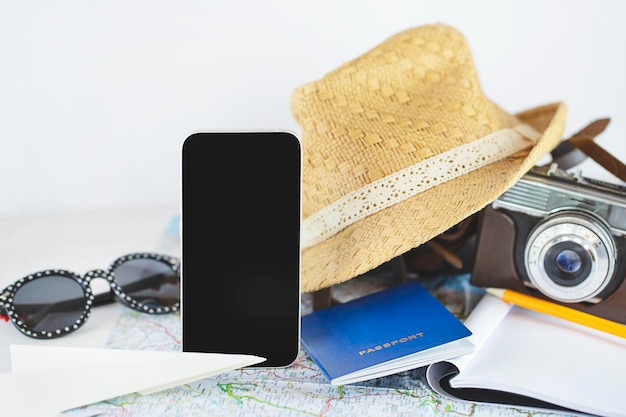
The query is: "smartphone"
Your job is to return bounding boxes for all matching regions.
[181,131,301,367]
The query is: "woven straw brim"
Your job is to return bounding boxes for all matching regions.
[300,102,566,292]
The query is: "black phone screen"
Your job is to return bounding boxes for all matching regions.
[181,131,301,367]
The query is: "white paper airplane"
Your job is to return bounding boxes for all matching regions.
[1,344,265,417]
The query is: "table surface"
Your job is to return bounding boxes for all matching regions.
[0,206,578,417]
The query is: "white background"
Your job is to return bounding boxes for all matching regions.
[2,0,625,216]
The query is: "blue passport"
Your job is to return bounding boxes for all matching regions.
[301,281,473,385]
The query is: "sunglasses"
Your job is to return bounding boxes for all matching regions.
[0,253,180,339]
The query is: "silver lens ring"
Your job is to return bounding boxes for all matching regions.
[524,211,616,303]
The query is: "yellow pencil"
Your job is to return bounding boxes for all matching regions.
[486,288,626,339]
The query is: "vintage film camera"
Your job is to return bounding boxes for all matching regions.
[471,163,626,324]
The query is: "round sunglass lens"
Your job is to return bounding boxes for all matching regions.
[13,275,87,334]
[114,258,179,310]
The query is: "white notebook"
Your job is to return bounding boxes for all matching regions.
[427,294,626,417]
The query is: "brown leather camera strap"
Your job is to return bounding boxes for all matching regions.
[566,118,626,183]
[571,117,611,139]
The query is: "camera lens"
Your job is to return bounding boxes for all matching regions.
[556,250,581,274]
[543,242,591,287]
[524,211,616,303]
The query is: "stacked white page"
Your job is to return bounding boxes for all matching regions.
[427,295,626,417]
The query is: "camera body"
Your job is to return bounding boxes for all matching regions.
[471,164,626,324]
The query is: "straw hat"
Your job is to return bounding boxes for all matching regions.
[291,23,567,293]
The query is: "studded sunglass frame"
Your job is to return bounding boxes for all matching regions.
[0,253,180,339]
